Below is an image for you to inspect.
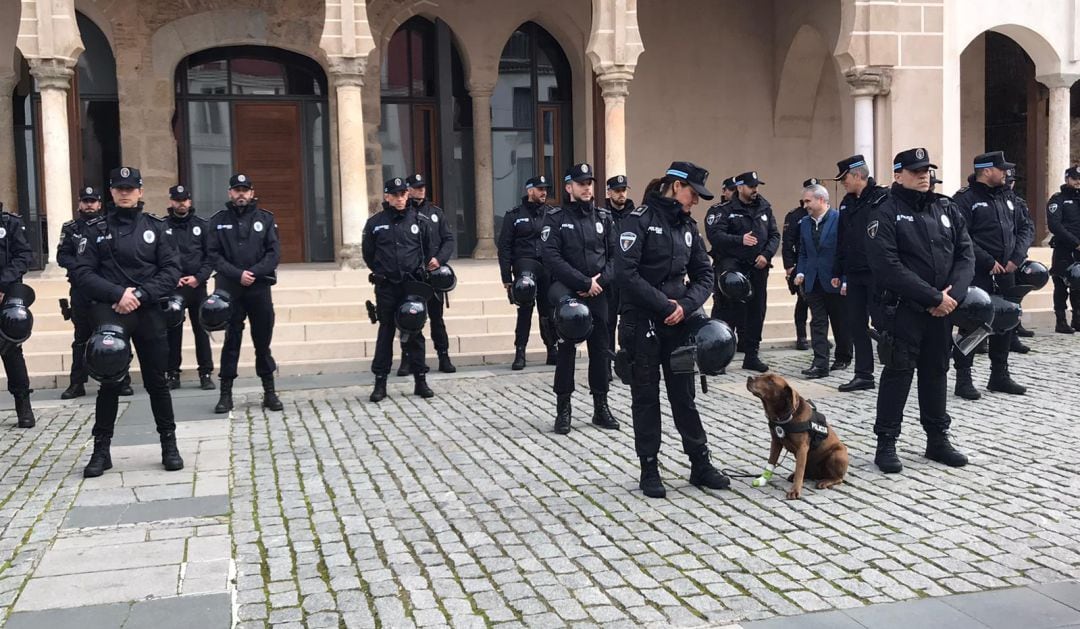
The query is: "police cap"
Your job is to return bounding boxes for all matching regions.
[525,175,550,190]
[384,177,408,194]
[1066,165,1080,180]
[802,178,821,188]
[565,163,595,184]
[79,186,102,201]
[667,162,714,200]
[722,177,737,191]
[734,171,765,188]
[229,173,253,189]
[606,175,628,190]
[973,150,1015,172]
[169,184,191,201]
[408,174,426,188]
[892,147,937,172]
[833,154,867,180]
[109,167,143,189]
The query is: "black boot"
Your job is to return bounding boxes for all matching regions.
[160,432,184,471]
[60,382,86,400]
[953,368,981,400]
[413,374,434,398]
[590,393,619,430]
[437,351,456,374]
[1009,335,1030,354]
[639,456,666,498]
[13,393,34,429]
[166,371,180,390]
[546,346,558,366]
[1073,311,1080,332]
[925,432,968,467]
[262,377,284,411]
[987,366,1026,395]
[396,351,411,377]
[214,379,234,413]
[553,394,572,434]
[795,337,810,351]
[370,376,387,403]
[199,374,216,390]
[1056,311,1074,334]
[688,447,731,490]
[83,436,112,478]
[118,382,134,396]
[1015,322,1034,338]
[511,347,527,371]
[874,437,903,473]
[742,353,769,373]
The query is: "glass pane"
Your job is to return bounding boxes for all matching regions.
[187,101,232,213]
[75,13,117,97]
[306,102,333,261]
[491,130,534,235]
[80,100,121,193]
[381,29,410,98]
[187,60,227,95]
[541,109,556,185]
[493,31,532,128]
[231,58,286,95]
[445,128,475,255]
[409,28,433,97]
[536,30,570,102]
[379,103,413,182]
[285,65,319,96]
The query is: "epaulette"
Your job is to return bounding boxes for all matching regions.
[547,207,563,215]
[144,213,165,222]
[210,209,229,219]
[258,207,275,217]
[629,205,649,216]
[869,191,889,206]
[954,186,970,196]
[416,212,431,221]
[2,212,21,223]
[596,207,611,217]
[86,215,106,226]
[62,219,76,228]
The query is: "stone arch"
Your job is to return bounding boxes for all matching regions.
[0,1,21,77]
[775,24,832,138]
[373,6,474,86]
[959,23,1061,77]
[73,0,114,52]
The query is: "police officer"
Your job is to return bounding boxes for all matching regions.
[719,177,737,204]
[1047,165,1080,333]
[951,151,1033,400]
[207,174,283,414]
[865,148,973,474]
[0,201,35,428]
[705,171,779,372]
[833,154,889,392]
[616,162,729,498]
[497,176,558,370]
[57,187,103,400]
[605,175,634,369]
[73,166,184,476]
[363,177,437,402]
[397,174,456,375]
[1004,168,1035,345]
[542,163,618,434]
[781,180,812,350]
[165,185,215,390]
[709,176,740,319]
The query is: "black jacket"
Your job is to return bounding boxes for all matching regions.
[412,199,454,265]
[952,181,1034,272]
[57,212,98,280]
[166,209,213,285]
[0,212,32,293]
[866,184,974,310]
[361,203,434,284]
[781,204,808,270]
[615,194,713,320]
[207,202,281,285]
[541,200,615,294]
[1047,185,1080,251]
[605,198,636,232]
[704,194,780,266]
[496,198,552,284]
[835,179,889,279]
[72,204,181,304]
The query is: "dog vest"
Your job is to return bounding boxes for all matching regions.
[770,400,830,450]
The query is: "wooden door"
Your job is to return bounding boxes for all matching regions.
[233,102,305,262]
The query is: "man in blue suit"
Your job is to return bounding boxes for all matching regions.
[794,183,852,379]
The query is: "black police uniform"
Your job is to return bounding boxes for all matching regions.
[57,191,101,395]
[950,155,1033,395]
[781,201,809,344]
[0,208,34,426]
[705,172,779,366]
[496,176,557,366]
[833,160,889,387]
[542,163,616,431]
[1047,173,1080,329]
[401,176,455,374]
[165,186,215,386]
[72,174,181,449]
[207,175,281,405]
[604,175,634,356]
[362,179,436,394]
[865,148,974,472]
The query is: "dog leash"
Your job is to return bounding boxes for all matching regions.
[721,450,790,484]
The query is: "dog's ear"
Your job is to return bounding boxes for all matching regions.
[789,384,800,416]
[772,383,794,419]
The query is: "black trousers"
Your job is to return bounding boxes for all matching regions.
[402,293,448,355]
[167,284,214,375]
[954,272,1013,371]
[68,293,94,385]
[1052,248,1080,313]
[553,293,608,395]
[91,305,175,439]
[217,279,277,381]
[793,292,808,339]
[607,285,621,351]
[846,279,876,380]
[622,310,707,458]
[804,288,852,367]
[875,306,951,439]
[715,265,769,353]
[373,283,426,377]
[512,261,555,349]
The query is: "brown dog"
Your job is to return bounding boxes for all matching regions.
[746,373,849,499]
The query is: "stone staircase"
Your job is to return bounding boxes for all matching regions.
[8,249,1059,389]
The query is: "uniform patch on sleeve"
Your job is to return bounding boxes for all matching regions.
[684,231,693,247]
[1049,203,1059,214]
[867,220,879,239]
[940,214,951,229]
[620,232,637,252]
[541,226,551,242]
[707,214,716,226]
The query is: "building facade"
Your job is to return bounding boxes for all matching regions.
[3,0,1080,270]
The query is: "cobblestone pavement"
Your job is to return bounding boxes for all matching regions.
[0,331,1079,628]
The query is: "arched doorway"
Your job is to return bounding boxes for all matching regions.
[379,16,474,255]
[492,22,572,232]
[174,46,333,263]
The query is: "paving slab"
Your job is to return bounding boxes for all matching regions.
[16,564,180,610]
[4,601,131,629]
[35,539,185,576]
[1032,581,1080,611]
[124,593,231,629]
[941,586,1080,629]
[63,495,229,528]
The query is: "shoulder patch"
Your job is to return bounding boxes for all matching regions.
[619,231,638,252]
[629,205,649,217]
[210,209,229,220]
[86,216,106,226]
[145,213,165,222]
[867,220,879,239]
[547,207,563,215]
[870,192,889,206]
[63,219,76,228]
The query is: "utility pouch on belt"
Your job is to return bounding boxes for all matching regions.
[669,345,697,375]
[59,298,72,321]
[365,300,378,324]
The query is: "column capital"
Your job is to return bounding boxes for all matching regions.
[844,66,892,97]
[28,58,75,91]
[467,81,495,98]
[1036,73,1080,89]
[329,56,368,88]
[596,68,634,103]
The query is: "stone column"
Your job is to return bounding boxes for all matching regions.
[470,84,497,259]
[331,59,370,269]
[1042,76,1077,202]
[0,74,18,213]
[29,59,75,266]
[844,67,892,175]
[597,71,632,178]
